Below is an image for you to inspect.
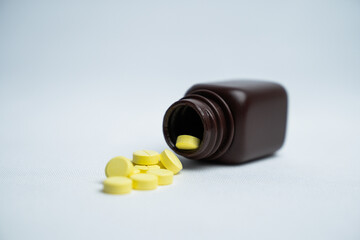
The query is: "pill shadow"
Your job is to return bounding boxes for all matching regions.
[180,153,279,170]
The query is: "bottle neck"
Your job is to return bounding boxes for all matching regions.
[163,90,234,161]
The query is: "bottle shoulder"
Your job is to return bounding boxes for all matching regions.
[186,79,287,99]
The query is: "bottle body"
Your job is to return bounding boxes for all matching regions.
[163,80,288,164]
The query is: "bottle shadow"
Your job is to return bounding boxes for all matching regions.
[180,153,279,170]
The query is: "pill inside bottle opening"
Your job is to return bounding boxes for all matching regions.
[167,105,203,148]
[176,135,200,150]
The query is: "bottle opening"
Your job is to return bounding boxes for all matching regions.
[163,90,235,160]
[167,105,204,147]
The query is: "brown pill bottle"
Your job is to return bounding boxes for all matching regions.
[162,80,288,164]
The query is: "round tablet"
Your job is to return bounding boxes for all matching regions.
[147,165,161,170]
[130,173,158,190]
[147,169,174,185]
[157,161,165,169]
[176,135,200,150]
[160,149,183,174]
[103,177,132,194]
[134,165,148,173]
[130,168,141,175]
[105,156,134,177]
[132,150,160,165]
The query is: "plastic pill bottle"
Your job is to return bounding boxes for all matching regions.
[162,80,288,164]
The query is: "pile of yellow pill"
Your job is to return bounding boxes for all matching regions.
[103,149,183,194]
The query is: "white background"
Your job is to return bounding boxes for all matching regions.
[0,1,359,239]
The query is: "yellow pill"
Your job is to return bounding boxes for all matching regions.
[103,176,132,194]
[160,149,183,174]
[105,156,134,177]
[176,135,200,150]
[133,150,160,165]
[147,165,161,170]
[157,161,165,169]
[134,165,160,173]
[130,173,158,190]
[134,165,148,173]
[147,169,174,185]
[130,168,140,175]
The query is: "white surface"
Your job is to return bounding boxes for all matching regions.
[0,1,360,239]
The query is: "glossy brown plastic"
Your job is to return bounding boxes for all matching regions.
[163,80,288,164]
